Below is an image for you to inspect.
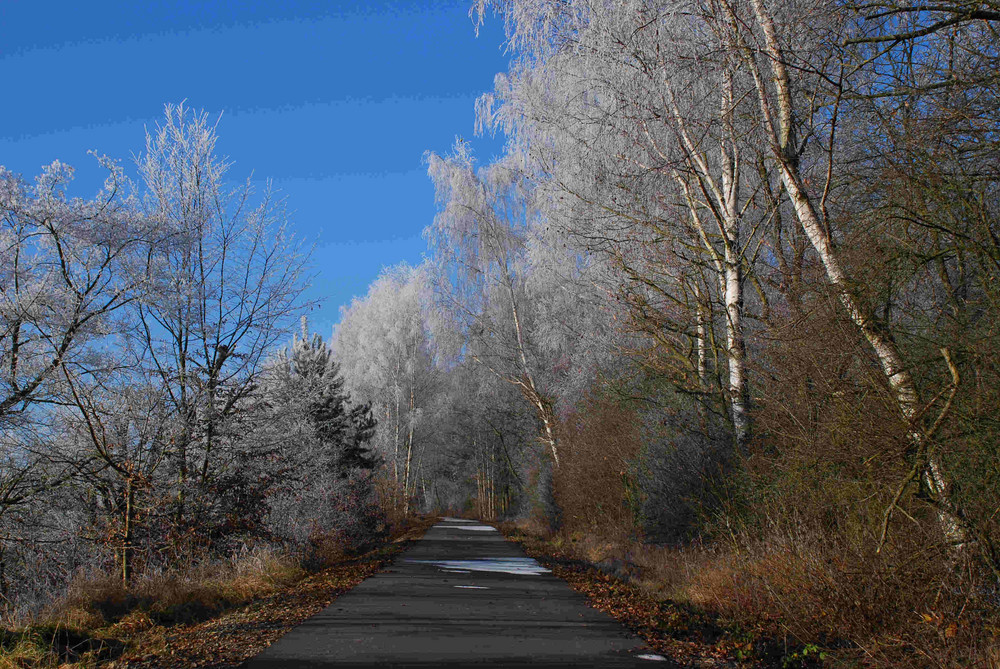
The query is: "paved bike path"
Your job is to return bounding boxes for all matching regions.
[241,517,674,668]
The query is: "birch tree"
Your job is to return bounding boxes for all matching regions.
[334,264,437,511]
[708,0,975,543]
[474,0,767,448]
[426,146,561,466]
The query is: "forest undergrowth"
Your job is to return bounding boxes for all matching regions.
[0,517,434,669]
[503,519,1000,668]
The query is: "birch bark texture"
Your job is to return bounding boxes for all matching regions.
[711,0,967,543]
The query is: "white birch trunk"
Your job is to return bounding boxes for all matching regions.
[740,0,963,544]
[403,384,414,515]
[695,283,708,389]
[720,72,750,450]
[666,66,750,450]
[393,358,401,487]
[723,239,749,449]
[507,276,560,466]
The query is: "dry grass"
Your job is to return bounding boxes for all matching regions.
[53,548,308,630]
[0,517,435,668]
[505,520,1000,668]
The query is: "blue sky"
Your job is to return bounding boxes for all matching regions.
[0,0,508,336]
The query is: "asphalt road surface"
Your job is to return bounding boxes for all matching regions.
[241,517,675,668]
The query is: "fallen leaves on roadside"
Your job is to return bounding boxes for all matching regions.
[505,530,738,668]
[105,518,436,669]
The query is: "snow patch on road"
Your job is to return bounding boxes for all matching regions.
[433,523,497,531]
[407,558,550,576]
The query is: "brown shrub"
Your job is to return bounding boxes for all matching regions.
[680,525,999,667]
[725,291,1000,665]
[553,394,643,539]
[514,513,999,667]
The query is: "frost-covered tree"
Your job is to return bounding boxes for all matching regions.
[474,0,1000,577]
[132,102,310,525]
[473,0,775,450]
[0,159,148,429]
[264,319,381,547]
[0,158,153,589]
[705,0,990,546]
[426,146,562,466]
[271,319,379,477]
[61,359,170,584]
[334,264,438,512]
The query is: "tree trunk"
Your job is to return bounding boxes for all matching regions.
[740,0,964,544]
[122,477,135,585]
[667,64,750,451]
[403,384,415,515]
[507,274,560,466]
[393,359,401,486]
[695,283,709,390]
[723,240,749,450]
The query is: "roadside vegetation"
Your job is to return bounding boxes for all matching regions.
[505,520,999,667]
[0,103,415,667]
[0,518,431,668]
[383,1,1000,666]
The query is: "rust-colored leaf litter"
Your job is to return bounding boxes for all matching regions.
[500,527,790,668]
[105,519,435,669]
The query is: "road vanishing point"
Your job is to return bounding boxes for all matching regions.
[241,517,675,668]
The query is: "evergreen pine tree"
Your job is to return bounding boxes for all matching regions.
[278,318,380,477]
